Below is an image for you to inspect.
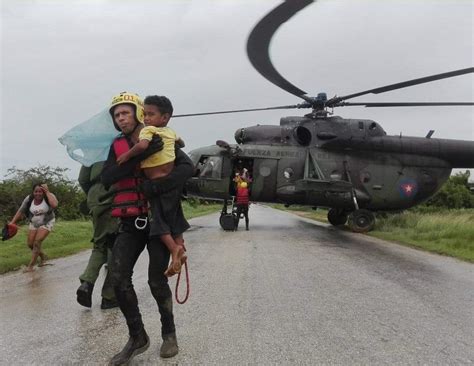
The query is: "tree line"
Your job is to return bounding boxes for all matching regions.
[0,166,472,223]
[0,165,85,222]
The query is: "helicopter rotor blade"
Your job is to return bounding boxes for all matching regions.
[247,0,314,103]
[337,101,474,108]
[328,67,474,106]
[173,103,309,118]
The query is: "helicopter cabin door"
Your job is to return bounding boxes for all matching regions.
[251,158,278,202]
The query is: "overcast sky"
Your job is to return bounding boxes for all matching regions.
[1,0,473,181]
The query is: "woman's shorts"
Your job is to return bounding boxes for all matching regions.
[28,219,55,232]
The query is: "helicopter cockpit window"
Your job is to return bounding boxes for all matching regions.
[294,126,312,146]
[198,156,223,179]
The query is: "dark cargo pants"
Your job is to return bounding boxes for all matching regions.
[109,218,175,337]
[235,204,249,230]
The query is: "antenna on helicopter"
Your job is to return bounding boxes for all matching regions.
[426,130,435,138]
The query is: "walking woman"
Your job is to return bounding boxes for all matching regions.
[9,183,58,272]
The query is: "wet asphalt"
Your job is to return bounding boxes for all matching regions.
[1,205,473,365]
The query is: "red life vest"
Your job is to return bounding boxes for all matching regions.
[111,137,148,218]
[235,187,249,206]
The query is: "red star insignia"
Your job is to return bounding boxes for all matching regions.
[402,184,413,194]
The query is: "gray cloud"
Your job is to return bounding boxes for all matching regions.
[1,0,472,180]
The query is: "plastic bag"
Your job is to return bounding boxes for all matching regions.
[58,109,119,167]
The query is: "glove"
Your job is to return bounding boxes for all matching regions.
[139,180,160,199]
[141,135,164,159]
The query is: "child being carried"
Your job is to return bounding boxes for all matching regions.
[117,95,188,276]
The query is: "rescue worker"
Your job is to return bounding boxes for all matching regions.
[235,181,250,231]
[76,162,118,309]
[101,92,194,365]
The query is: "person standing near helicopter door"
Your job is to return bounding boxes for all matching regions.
[235,181,250,231]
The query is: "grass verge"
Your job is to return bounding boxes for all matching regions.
[270,204,474,262]
[371,210,474,262]
[0,220,93,274]
[0,201,220,274]
[183,200,221,220]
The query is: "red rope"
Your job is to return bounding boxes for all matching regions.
[174,242,189,304]
[175,260,189,304]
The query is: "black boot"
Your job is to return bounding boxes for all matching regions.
[160,332,178,358]
[109,329,150,365]
[76,281,94,308]
[101,298,119,310]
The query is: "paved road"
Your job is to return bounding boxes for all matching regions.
[1,205,473,365]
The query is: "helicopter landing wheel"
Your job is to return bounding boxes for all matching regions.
[348,209,375,233]
[327,208,348,226]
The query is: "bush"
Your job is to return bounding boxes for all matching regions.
[424,171,474,209]
[0,165,85,221]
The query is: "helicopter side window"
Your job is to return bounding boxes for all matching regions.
[194,156,207,177]
[199,156,223,179]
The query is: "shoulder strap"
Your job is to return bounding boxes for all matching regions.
[22,195,34,214]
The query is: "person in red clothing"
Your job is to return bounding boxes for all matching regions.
[235,181,250,231]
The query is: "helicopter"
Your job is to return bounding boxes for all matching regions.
[175,0,474,233]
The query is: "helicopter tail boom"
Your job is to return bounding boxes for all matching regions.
[436,138,474,168]
[321,135,474,168]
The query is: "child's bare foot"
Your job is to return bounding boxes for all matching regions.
[173,247,187,272]
[23,266,35,273]
[164,247,186,277]
[164,264,177,277]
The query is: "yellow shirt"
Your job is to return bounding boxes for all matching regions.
[139,126,178,168]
